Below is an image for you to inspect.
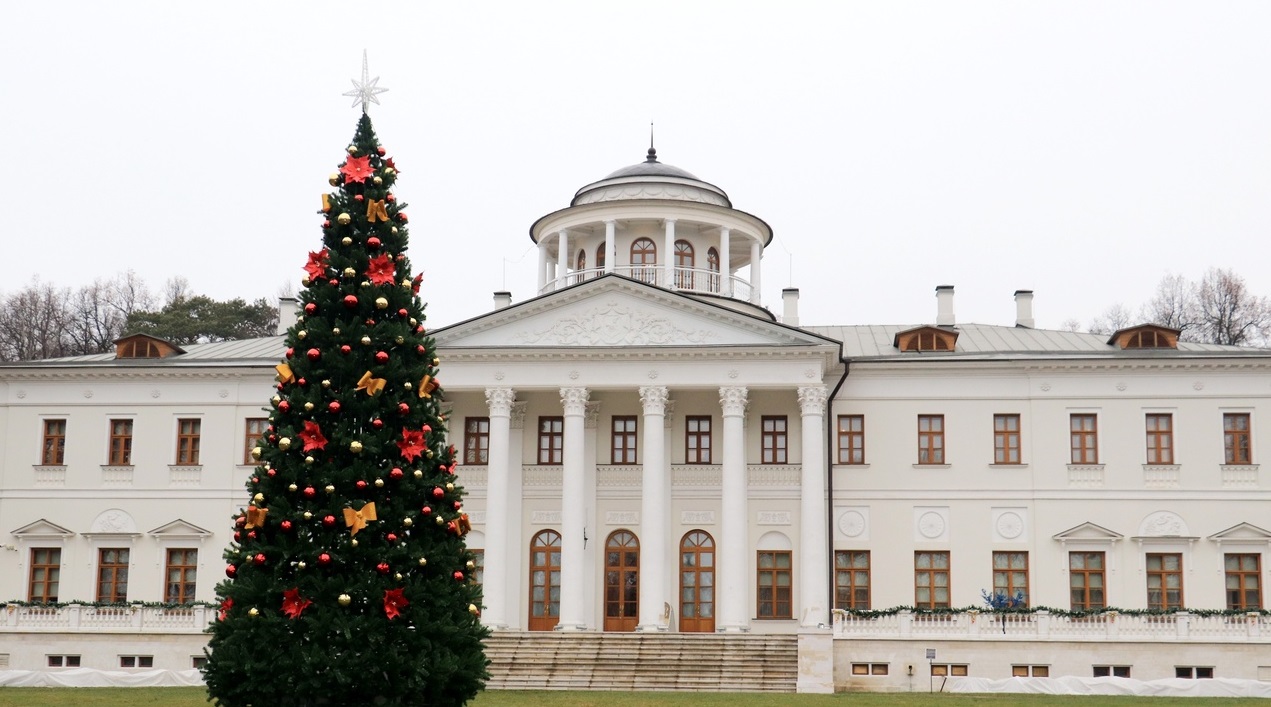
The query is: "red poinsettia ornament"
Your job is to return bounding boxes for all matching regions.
[304,248,330,281]
[397,427,427,462]
[281,588,312,619]
[383,588,408,620]
[339,155,375,183]
[298,421,329,452]
[365,253,396,286]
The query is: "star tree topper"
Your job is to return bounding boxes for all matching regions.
[343,50,389,113]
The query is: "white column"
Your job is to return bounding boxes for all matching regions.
[637,386,669,631]
[663,219,676,289]
[506,401,528,629]
[604,220,616,274]
[482,387,516,629]
[719,227,732,297]
[537,243,548,293]
[749,240,762,305]
[718,386,750,632]
[797,385,829,627]
[557,386,590,630]
[556,230,570,291]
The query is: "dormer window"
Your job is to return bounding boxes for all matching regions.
[1107,325,1180,350]
[114,334,185,360]
[894,326,958,352]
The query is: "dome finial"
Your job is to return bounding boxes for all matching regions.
[646,121,657,162]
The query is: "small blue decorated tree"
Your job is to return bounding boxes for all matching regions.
[981,588,1026,634]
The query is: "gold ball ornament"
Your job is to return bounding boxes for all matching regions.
[446,483,455,492]
[248,608,259,617]
[395,573,403,580]
[375,297,388,309]
[435,516,445,525]
[328,173,340,186]
[385,168,396,176]
[433,358,440,366]
[322,379,332,387]
[468,604,480,616]
[288,483,298,492]
[351,538,358,547]
[350,441,363,453]
[360,336,371,345]
[361,281,371,288]
[338,594,352,606]
[305,456,315,465]
[347,145,358,155]
[297,561,306,569]
[271,395,281,405]
[337,213,352,226]
[303,511,313,520]
[410,318,418,326]
[374,478,384,487]
[251,447,263,460]
[403,517,413,526]
[413,470,423,479]
[301,276,311,286]
[342,237,353,246]
[404,382,413,390]
[298,330,307,339]
[391,226,399,234]
[325,485,335,494]
[373,176,383,185]
[395,336,404,345]
[418,557,427,566]
[278,437,292,451]
[304,402,314,411]
[343,267,356,278]
[466,560,475,570]
[254,493,264,503]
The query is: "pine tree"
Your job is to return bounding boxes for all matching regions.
[203,112,488,706]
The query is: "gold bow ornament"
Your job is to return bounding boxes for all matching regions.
[343,502,377,536]
[366,199,389,223]
[245,506,269,529]
[357,371,386,396]
[275,363,295,385]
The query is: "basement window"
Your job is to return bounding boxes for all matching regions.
[1012,665,1049,677]
[47,655,80,668]
[192,656,208,669]
[851,663,889,676]
[931,664,968,676]
[120,655,154,669]
[1176,666,1214,679]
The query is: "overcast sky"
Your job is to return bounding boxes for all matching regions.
[3,2,1268,330]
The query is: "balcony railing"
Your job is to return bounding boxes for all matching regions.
[3,604,213,633]
[832,609,1267,643]
[541,266,753,302]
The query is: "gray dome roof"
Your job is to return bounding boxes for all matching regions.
[602,148,701,180]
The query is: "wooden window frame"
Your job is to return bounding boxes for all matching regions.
[611,416,638,464]
[756,550,793,619]
[914,551,951,609]
[595,243,606,270]
[917,415,945,465]
[120,656,154,669]
[1070,414,1098,464]
[109,419,134,466]
[28,548,61,603]
[850,663,889,676]
[1012,665,1050,677]
[96,548,130,603]
[164,548,198,604]
[834,550,871,610]
[1224,413,1252,464]
[993,414,1021,464]
[1224,553,1262,610]
[992,551,1029,606]
[176,418,201,465]
[463,417,490,465]
[1093,666,1132,678]
[1146,553,1184,610]
[673,240,694,289]
[42,419,66,465]
[243,418,268,465]
[631,238,657,284]
[837,415,865,465]
[1146,413,1174,464]
[1069,551,1106,610]
[1176,666,1214,679]
[685,415,712,464]
[761,416,788,465]
[931,664,969,677]
[537,416,563,465]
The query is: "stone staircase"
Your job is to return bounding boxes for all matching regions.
[483,631,798,692]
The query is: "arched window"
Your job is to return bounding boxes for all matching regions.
[604,530,640,632]
[674,240,695,289]
[596,243,606,271]
[576,249,587,283]
[707,247,720,293]
[528,530,562,631]
[679,530,715,632]
[630,238,657,285]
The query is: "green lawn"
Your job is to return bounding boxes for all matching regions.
[0,689,1268,707]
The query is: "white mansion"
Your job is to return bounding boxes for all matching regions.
[1,148,1268,692]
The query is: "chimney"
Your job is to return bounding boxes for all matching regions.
[935,285,955,327]
[1014,290,1035,328]
[493,291,512,310]
[277,296,298,335]
[782,288,800,327]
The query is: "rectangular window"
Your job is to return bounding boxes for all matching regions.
[537,416,563,465]
[837,415,865,464]
[834,550,870,610]
[756,550,792,618]
[1146,553,1184,610]
[164,548,198,603]
[1176,666,1214,679]
[992,551,1029,606]
[1012,665,1049,677]
[243,418,268,465]
[28,548,61,603]
[1225,553,1262,610]
[463,417,490,465]
[176,418,201,465]
[1093,666,1132,678]
[611,416,638,464]
[917,415,945,464]
[761,416,788,464]
[685,416,712,464]
[994,414,1021,464]
[191,656,208,670]
[1145,414,1174,464]
[1070,414,1098,464]
[120,656,154,669]
[931,664,969,677]
[1069,551,1106,610]
[42,419,66,465]
[47,655,81,668]
[1224,413,1252,464]
[914,551,950,609]
[850,663,889,675]
[96,548,130,603]
[109,419,134,465]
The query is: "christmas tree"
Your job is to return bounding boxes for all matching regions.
[203,66,488,706]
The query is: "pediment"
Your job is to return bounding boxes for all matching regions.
[1053,522,1123,542]
[11,519,75,538]
[1210,522,1271,544]
[435,276,835,350]
[149,519,213,539]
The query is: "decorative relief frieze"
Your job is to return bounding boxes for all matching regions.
[1067,464,1105,488]
[596,466,641,487]
[1220,464,1258,487]
[672,465,721,486]
[467,511,487,525]
[606,511,639,525]
[168,465,202,487]
[584,401,602,429]
[748,465,801,487]
[459,468,488,488]
[1142,465,1180,489]
[681,510,716,525]
[523,466,563,487]
[515,301,716,346]
[574,183,730,207]
[509,401,528,430]
[531,511,562,525]
[33,466,66,486]
[100,466,134,486]
[1138,511,1189,537]
[757,511,792,526]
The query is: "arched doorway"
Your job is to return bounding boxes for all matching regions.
[529,530,561,631]
[575,249,587,283]
[679,530,715,632]
[596,243,606,271]
[674,240,695,289]
[604,530,639,632]
[707,247,720,293]
[631,238,657,285]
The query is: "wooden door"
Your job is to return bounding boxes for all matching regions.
[528,530,561,631]
[679,530,715,632]
[603,530,639,632]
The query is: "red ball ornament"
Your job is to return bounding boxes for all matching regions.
[376,562,390,574]
[343,295,358,308]
[268,434,277,442]
[286,347,295,358]
[225,564,238,578]
[365,318,375,326]
[399,308,409,318]
[318,553,331,566]
[453,571,464,581]
[278,401,291,412]
[251,476,259,483]
[356,480,368,490]
[297,378,306,386]
[417,345,426,355]
[328,279,338,286]
[247,530,257,540]
[322,514,337,527]
[453,501,462,510]
[341,345,352,354]
[376,147,386,156]
[398,403,410,415]
[398,213,408,223]
[386,533,398,543]
[432,487,444,499]
[306,348,321,361]
[386,194,396,203]
[276,383,285,392]
[367,237,381,249]
[304,303,317,315]
[389,467,403,480]
[267,469,276,476]
[281,520,293,532]
[233,531,242,542]
[254,553,266,565]
[323,220,331,228]
[328,401,341,413]
[303,486,316,498]
[375,351,389,364]
[421,506,432,515]
[354,194,364,202]
[372,418,384,430]
[235,516,247,528]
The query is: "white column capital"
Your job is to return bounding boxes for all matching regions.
[584,401,602,429]
[639,385,669,414]
[560,387,590,415]
[485,387,517,415]
[508,401,528,429]
[719,386,749,416]
[663,218,678,226]
[797,385,829,415]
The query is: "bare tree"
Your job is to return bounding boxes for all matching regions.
[162,276,192,306]
[1195,268,1271,346]
[1141,273,1200,339]
[1088,303,1134,336]
[0,280,72,361]
[1059,318,1083,333]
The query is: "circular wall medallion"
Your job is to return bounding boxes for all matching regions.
[838,510,866,538]
[996,512,1024,540]
[918,512,946,539]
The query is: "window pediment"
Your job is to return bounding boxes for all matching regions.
[1053,522,1123,543]
[11,518,75,538]
[894,326,958,352]
[1107,324,1180,350]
